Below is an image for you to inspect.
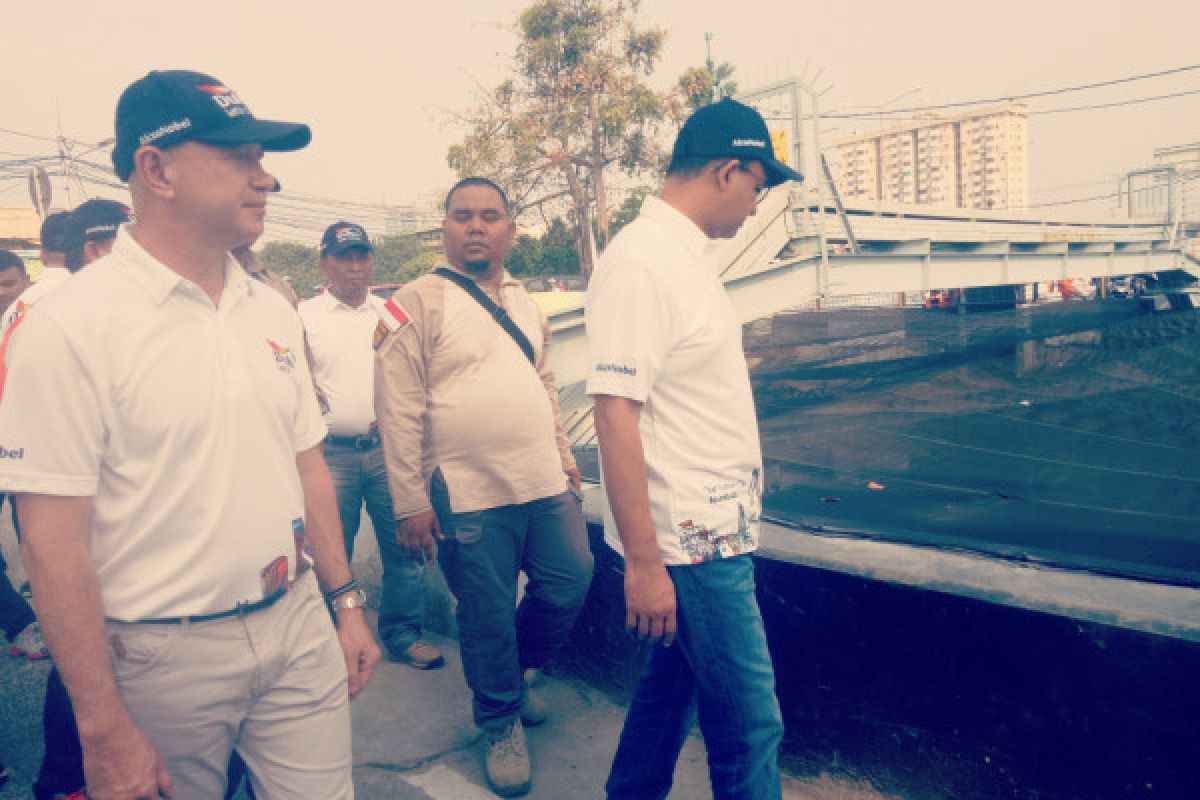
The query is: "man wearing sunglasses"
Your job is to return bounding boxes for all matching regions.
[586,97,802,800]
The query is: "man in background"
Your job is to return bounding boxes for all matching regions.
[300,221,441,669]
[375,177,592,797]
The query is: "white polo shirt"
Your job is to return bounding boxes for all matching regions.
[586,196,763,566]
[298,290,382,436]
[0,228,327,621]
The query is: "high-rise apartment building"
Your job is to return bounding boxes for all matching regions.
[833,102,1028,211]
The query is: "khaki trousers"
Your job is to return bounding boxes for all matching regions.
[105,571,352,799]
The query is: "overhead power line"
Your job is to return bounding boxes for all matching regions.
[826,63,1200,119]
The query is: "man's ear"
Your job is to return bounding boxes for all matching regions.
[712,159,738,193]
[132,146,176,200]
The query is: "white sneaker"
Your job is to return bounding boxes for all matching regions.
[8,621,49,659]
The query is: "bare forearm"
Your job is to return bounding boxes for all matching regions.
[593,395,660,567]
[295,446,353,593]
[17,494,133,739]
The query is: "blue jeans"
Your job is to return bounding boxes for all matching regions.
[606,555,784,800]
[324,440,424,652]
[431,475,594,731]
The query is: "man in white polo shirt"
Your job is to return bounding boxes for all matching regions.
[586,98,802,800]
[0,69,379,800]
[300,221,441,670]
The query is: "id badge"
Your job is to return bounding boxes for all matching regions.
[260,555,289,600]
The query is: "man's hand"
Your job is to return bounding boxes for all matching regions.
[396,510,441,562]
[334,608,382,699]
[565,466,582,492]
[82,716,174,799]
[624,559,677,647]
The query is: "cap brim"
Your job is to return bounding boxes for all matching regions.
[323,241,373,257]
[763,157,803,188]
[196,118,312,152]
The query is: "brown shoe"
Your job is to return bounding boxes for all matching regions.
[485,720,532,797]
[390,640,445,670]
[520,668,547,727]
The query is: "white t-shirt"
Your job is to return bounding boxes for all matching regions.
[299,291,382,436]
[0,228,327,621]
[586,196,763,566]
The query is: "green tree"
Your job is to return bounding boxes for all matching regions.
[505,218,580,277]
[609,185,653,237]
[372,234,424,283]
[677,60,738,111]
[260,241,320,298]
[448,0,670,279]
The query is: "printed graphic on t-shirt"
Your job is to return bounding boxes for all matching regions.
[676,467,761,564]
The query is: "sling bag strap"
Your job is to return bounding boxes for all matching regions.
[434,267,538,366]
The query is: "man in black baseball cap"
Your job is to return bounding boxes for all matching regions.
[63,198,133,270]
[4,68,379,800]
[670,96,803,190]
[587,97,795,799]
[111,69,311,181]
[319,221,373,258]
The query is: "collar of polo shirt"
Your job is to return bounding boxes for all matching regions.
[114,228,254,306]
[637,197,714,262]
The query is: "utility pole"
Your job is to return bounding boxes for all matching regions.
[704,32,716,103]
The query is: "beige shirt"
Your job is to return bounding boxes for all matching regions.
[374,266,575,517]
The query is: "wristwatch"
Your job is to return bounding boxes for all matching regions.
[330,588,368,613]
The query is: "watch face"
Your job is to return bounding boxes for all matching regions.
[334,589,367,611]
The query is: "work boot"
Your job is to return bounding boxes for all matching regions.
[389,640,445,670]
[520,668,547,727]
[8,621,49,659]
[484,720,532,797]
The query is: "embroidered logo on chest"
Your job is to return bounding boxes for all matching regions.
[266,338,296,372]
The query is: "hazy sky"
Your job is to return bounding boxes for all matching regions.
[1,0,1196,239]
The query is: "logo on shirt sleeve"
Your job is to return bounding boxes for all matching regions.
[0,446,24,460]
[266,339,296,372]
[373,298,413,349]
[594,362,638,377]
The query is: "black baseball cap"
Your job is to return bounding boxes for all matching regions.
[671,98,803,188]
[66,198,134,251]
[112,70,312,181]
[319,222,373,257]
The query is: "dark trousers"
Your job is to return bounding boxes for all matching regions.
[606,555,784,800]
[325,439,425,652]
[33,669,84,800]
[431,477,593,731]
[0,495,34,641]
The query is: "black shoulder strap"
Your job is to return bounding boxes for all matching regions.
[434,268,537,366]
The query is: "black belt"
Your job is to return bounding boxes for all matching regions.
[136,563,310,625]
[325,431,381,450]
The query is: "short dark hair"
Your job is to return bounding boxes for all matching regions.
[444,177,511,217]
[39,211,72,254]
[0,249,26,273]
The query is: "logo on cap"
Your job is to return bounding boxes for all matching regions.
[196,83,249,118]
[335,227,364,243]
[732,138,767,148]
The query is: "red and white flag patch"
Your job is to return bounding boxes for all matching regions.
[379,298,412,333]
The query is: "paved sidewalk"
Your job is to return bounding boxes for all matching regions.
[0,629,712,800]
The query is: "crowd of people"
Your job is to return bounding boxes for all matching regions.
[0,69,799,800]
